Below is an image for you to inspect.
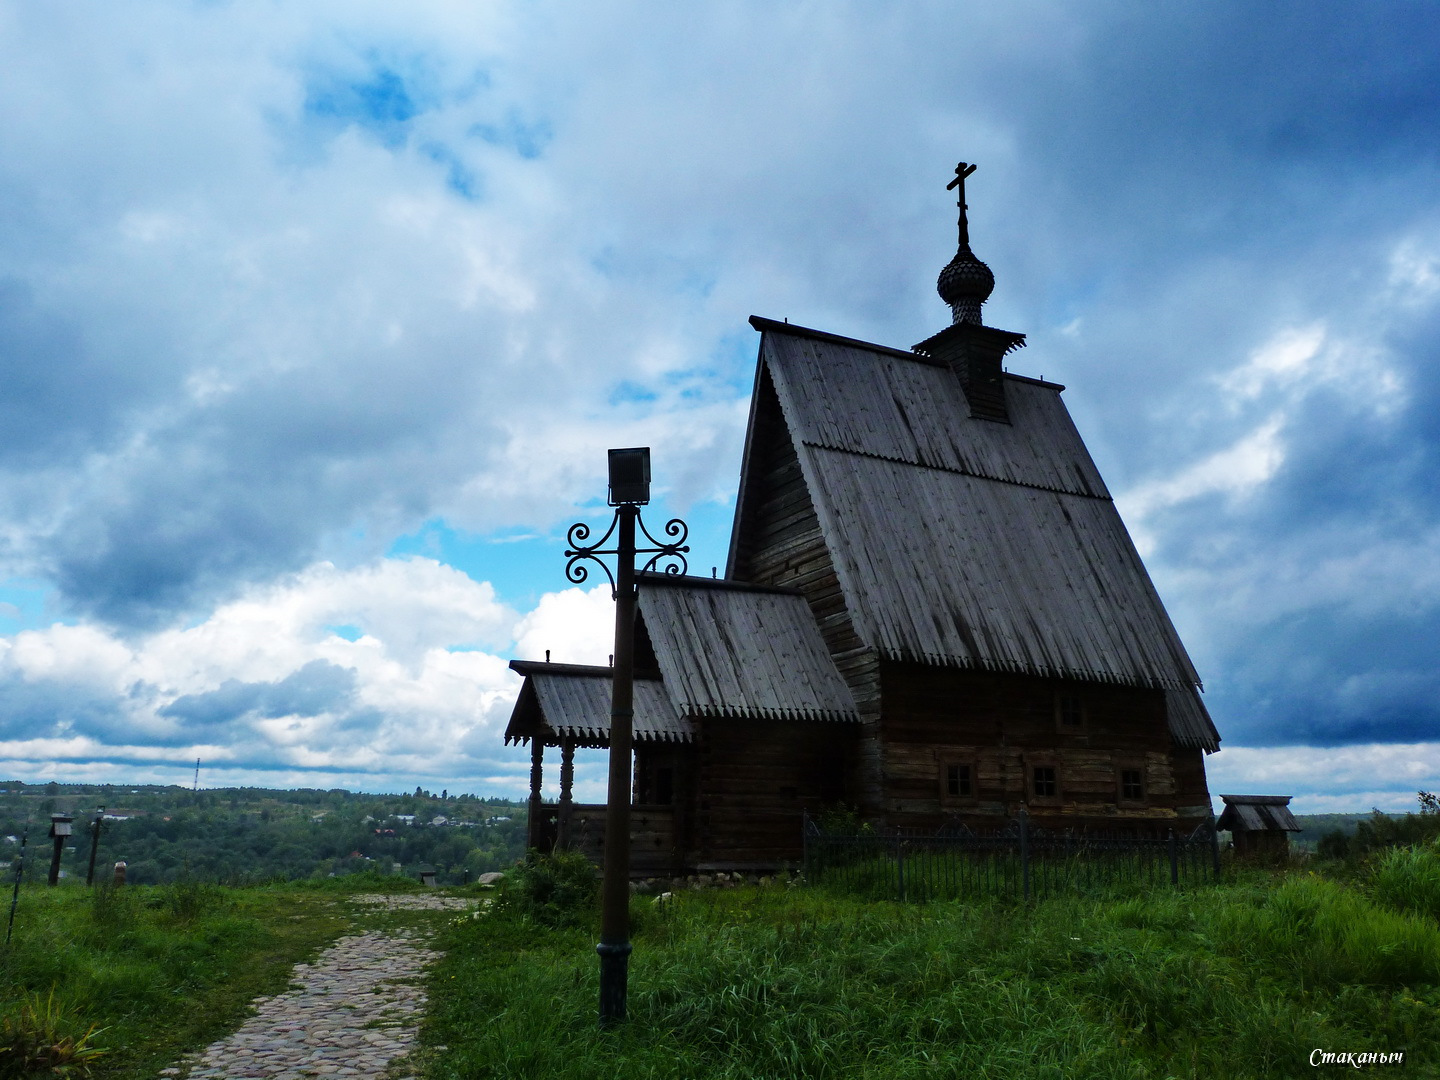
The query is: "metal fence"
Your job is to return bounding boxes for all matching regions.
[802,812,1221,901]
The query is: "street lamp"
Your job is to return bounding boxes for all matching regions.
[565,446,688,1026]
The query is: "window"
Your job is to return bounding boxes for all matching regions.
[1116,763,1146,806]
[1120,769,1142,801]
[946,763,972,798]
[939,757,978,806]
[1032,766,1057,798]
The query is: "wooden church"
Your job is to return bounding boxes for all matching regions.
[505,164,1220,875]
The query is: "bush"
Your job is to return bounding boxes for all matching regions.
[491,850,598,927]
[1350,792,1440,856]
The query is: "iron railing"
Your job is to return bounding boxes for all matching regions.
[803,811,1221,901]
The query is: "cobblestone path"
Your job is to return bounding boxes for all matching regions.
[162,894,474,1080]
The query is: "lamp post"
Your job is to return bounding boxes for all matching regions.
[565,447,688,1026]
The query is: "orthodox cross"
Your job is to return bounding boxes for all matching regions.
[946,161,977,247]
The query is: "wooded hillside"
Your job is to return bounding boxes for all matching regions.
[1,782,528,885]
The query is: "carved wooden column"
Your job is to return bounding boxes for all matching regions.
[527,738,544,850]
[557,740,576,848]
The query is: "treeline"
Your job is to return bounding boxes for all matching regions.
[0,781,530,885]
[1316,791,1440,860]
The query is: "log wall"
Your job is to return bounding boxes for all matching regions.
[691,716,858,869]
[878,660,1212,831]
[729,366,882,814]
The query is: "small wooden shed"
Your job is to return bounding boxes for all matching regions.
[1217,794,1300,857]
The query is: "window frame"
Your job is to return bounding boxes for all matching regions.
[1116,760,1147,808]
[1026,756,1063,807]
[939,757,978,806]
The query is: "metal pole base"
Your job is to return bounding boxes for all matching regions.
[596,939,632,1026]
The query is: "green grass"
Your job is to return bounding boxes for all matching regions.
[0,876,396,1078]
[425,873,1440,1079]
[1370,842,1440,922]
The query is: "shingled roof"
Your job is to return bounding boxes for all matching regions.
[503,661,692,747]
[1217,795,1300,833]
[736,317,1219,751]
[637,574,859,723]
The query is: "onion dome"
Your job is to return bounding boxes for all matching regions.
[937,162,994,325]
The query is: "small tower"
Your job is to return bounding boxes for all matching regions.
[915,162,1026,423]
[936,162,996,325]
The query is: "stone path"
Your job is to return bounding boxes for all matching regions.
[162,894,475,1080]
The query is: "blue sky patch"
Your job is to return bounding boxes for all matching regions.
[304,58,437,147]
[469,111,552,160]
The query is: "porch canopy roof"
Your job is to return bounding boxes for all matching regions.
[503,661,693,748]
[636,573,860,723]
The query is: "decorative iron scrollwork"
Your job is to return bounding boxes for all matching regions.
[564,508,690,599]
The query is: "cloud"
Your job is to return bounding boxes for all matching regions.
[1207,743,1440,815]
[0,558,523,779]
[0,2,1438,804]
[511,584,614,667]
[161,659,360,727]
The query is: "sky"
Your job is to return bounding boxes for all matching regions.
[0,1,1437,812]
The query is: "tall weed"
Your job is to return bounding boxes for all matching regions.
[491,850,597,927]
[159,878,224,922]
[86,881,133,932]
[1370,842,1440,921]
[1221,874,1440,987]
[0,990,107,1079]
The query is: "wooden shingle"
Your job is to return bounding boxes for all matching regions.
[637,574,860,723]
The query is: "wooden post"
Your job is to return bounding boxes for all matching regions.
[47,814,72,887]
[1209,814,1222,880]
[6,823,28,945]
[527,738,544,851]
[557,741,575,849]
[598,504,638,1027]
[85,808,104,887]
[1168,828,1179,886]
[113,861,126,886]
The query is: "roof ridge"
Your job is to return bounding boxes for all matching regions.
[749,315,918,360]
[750,314,1065,389]
[509,659,663,679]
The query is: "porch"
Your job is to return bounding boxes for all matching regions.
[527,801,682,877]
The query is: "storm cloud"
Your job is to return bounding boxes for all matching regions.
[0,1,1437,804]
